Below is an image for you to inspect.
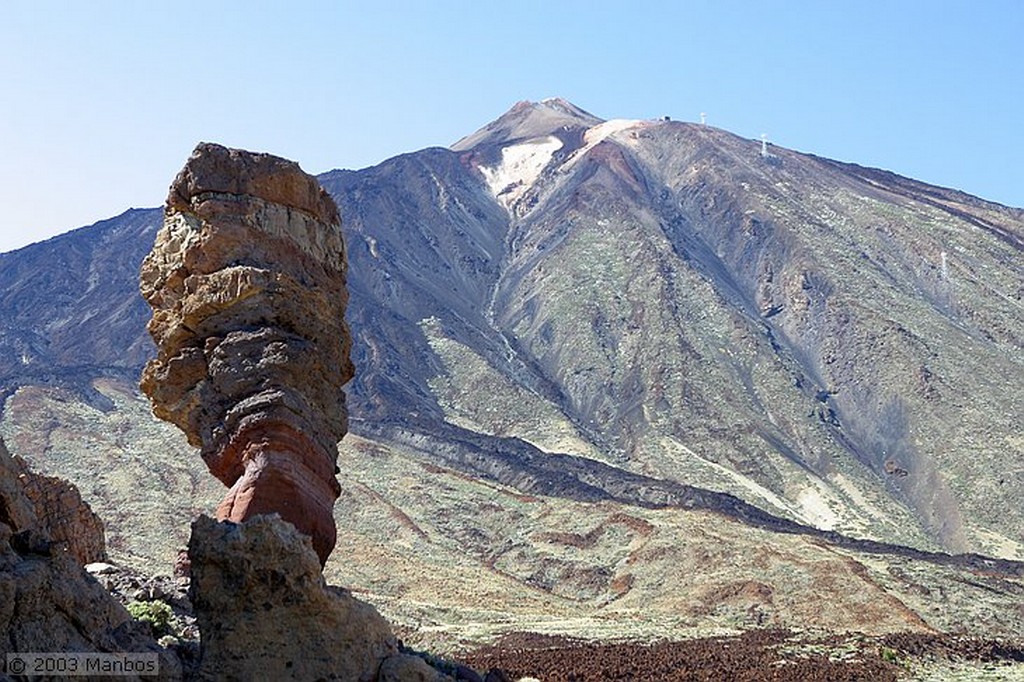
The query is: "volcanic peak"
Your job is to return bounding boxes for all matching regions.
[451,98,604,152]
[458,98,661,212]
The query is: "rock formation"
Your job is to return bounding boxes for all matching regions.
[139,142,354,564]
[15,458,106,565]
[0,437,177,675]
[187,514,400,680]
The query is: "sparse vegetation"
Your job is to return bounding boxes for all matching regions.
[127,599,176,637]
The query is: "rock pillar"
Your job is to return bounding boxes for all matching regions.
[140,143,353,564]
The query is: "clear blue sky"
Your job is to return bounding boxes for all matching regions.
[1,0,1021,254]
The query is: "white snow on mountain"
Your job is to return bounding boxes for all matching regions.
[479,135,564,210]
[584,118,644,147]
[562,119,649,172]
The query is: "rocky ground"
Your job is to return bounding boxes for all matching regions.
[458,629,1024,681]
[83,559,201,675]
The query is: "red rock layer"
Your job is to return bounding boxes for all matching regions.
[140,142,352,564]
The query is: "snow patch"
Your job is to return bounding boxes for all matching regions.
[561,119,647,170]
[584,119,644,147]
[480,135,563,210]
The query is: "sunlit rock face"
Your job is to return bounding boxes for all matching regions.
[139,142,353,564]
[187,513,400,681]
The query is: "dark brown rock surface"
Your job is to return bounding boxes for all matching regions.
[0,433,105,567]
[458,629,1024,681]
[140,142,353,564]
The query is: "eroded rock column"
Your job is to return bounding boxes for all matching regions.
[140,142,353,564]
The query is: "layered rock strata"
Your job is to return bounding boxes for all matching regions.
[140,142,353,564]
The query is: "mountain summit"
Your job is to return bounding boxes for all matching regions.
[451,97,603,151]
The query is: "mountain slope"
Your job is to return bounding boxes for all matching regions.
[0,208,160,407]
[439,104,1024,556]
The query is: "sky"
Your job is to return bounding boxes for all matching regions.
[1,0,1022,254]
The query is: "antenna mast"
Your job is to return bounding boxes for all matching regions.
[700,112,706,125]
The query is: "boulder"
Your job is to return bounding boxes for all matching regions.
[15,458,106,565]
[377,654,456,681]
[188,514,398,680]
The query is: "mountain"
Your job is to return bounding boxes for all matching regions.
[324,98,1024,557]
[1,100,1023,646]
